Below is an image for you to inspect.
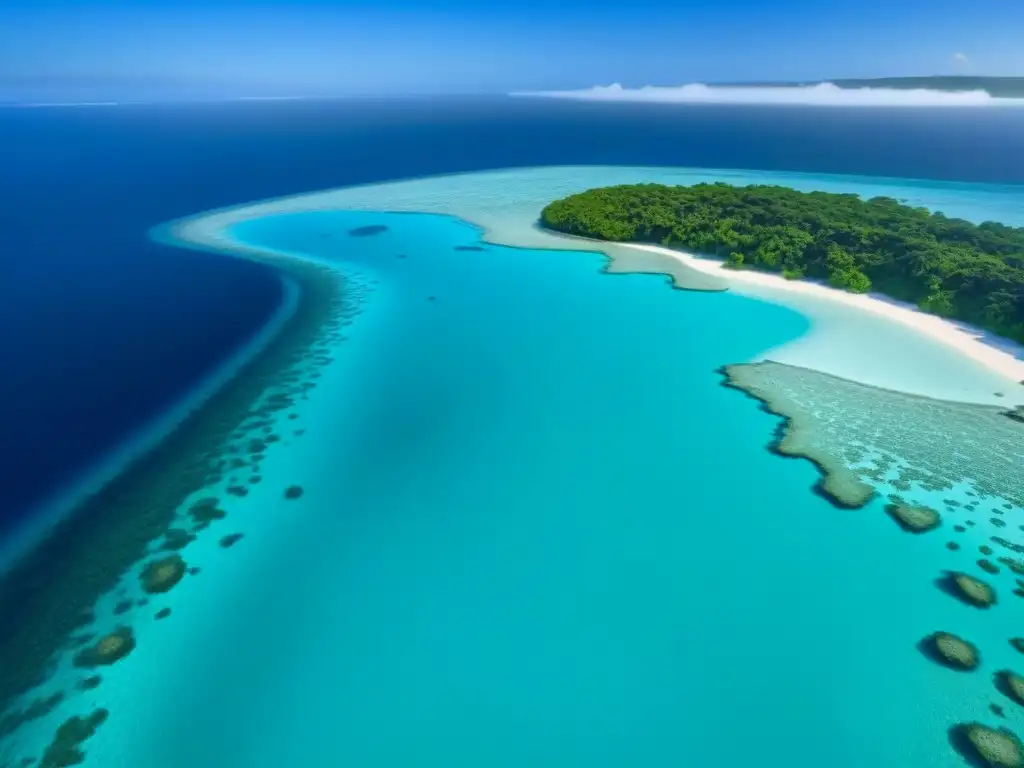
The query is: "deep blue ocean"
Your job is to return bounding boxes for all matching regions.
[2,96,1024,530]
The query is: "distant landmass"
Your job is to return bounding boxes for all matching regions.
[740,76,1024,98]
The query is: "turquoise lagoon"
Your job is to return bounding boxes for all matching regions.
[7,167,1024,767]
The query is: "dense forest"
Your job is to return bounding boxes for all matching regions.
[540,183,1024,343]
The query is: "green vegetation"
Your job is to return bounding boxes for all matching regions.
[540,183,1024,343]
[830,76,1024,98]
[730,76,1024,98]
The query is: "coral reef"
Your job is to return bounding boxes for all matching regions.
[944,572,998,608]
[77,676,101,691]
[188,497,226,525]
[885,503,940,533]
[39,708,108,768]
[161,528,196,551]
[922,631,980,671]
[0,691,65,739]
[952,722,1024,768]
[140,555,186,594]
[72,627,135,668]
[996,671,1024,707]
[720,361,1024,511]
[348,224,388,237]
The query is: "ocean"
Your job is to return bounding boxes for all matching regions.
[3,98,1024,526]
[2,98,1024,767]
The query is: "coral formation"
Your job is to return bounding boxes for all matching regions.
[188,497,226,525]
[77,676,101,692]
[72,627,135,668]
[885,503,940,533]
[0,691,65,739]
[944,572,997,608]
[39,708,109,768]
[922,631,980,671]
[953,722,1024,768]
[348,224,388,237]
[997,671,1024,706]
[161,528,196,551]
[140,555,186,594]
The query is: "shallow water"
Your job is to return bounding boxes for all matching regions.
[6,167,1024,767]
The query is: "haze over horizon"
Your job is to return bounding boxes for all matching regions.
[2,0,1023,101]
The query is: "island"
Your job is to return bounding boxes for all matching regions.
[540,183,1024,344]
[725,76,1024,99]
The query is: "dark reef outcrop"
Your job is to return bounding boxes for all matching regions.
[885,503,941,533]
[996,670,1024,707]
[951,722,1024,767]
[72,626,135,668]
[140,555,186,594]
[161,527,196,551]
[942,571,998,608]
[718,364,875,508]
[188,497,226,525]
[921,631,980,671]
[0,691,65,739]
[0,248,361,746]
[348,224,388,237]
[39,708,108,768]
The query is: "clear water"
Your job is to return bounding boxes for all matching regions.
[11,168,1024,767]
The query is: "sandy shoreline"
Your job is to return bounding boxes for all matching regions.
[172,197,1024,406]
[621,242,1024,394]
[161,160,1024,408]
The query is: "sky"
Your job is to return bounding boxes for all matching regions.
[1,0,1023,99]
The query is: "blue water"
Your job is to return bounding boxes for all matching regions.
[4,101,1024,766]
[44,202,1007,767]
[3,98,1024,526]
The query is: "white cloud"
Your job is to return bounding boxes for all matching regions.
[511,82,1017,107]
[953,52,970,64]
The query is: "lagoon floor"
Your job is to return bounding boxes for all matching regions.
[5,167,1024,768]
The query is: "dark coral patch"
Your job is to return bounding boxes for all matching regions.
[140,555,186,595]
[161,528,196,551]
[39,708,109,768]
[348,225,388,237]
[188,498,226,525]
[937,571,997,608]
[920,631,980,671]
[949,722,1024,768]
[77,676,101,692]
[0,691,65,739]
[72,627,135,669]
[113,600,133,616]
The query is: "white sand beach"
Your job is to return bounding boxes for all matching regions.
[163,165,1024,408]
[621,242,1024,405]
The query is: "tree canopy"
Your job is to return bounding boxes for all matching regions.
[540,183,1024,343]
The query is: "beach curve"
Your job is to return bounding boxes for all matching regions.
[621,242,1024,403]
